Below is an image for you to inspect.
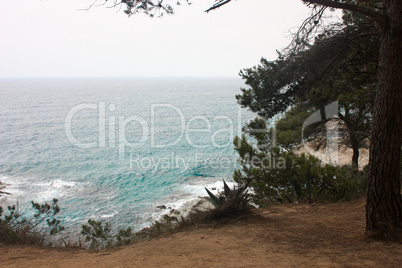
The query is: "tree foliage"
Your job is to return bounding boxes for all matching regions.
[91,0,191,17]
[236,13,377,169]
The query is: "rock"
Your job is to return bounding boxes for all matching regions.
[0,190,10,196]
[170,209,180,215]
[156,205,166,210]
[163,215,177,222]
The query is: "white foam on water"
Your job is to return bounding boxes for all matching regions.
[0,174,80,206]
[35,179,79,201]
[100,211,119,219]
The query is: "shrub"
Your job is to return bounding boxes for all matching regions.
[81,219,132,250]
[233,143,367,205]
[203,180,251,218]
[0,199,64,245]
[173,180,252,230]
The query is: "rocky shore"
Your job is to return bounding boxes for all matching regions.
[155,196,212,222]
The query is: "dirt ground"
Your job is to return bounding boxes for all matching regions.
[1,198,401,268]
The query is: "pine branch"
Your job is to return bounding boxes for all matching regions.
[302,0,385,27]
[205,0,232,13]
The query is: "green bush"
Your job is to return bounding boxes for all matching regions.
[81,219,132,250]
[233,139,367,206]
[0,199,64,245]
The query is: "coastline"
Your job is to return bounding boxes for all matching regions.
[149,176,238,226]
[154,196,212,222]
[0,174,224,234]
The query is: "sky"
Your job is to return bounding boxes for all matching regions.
[0,0,336,78]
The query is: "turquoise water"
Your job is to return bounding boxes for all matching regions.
[0,77,254,234]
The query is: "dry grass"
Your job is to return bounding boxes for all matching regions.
[1,197,401,267]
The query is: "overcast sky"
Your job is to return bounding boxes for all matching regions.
[0,0,334,78]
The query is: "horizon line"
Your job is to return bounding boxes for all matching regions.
[0,75,240,80]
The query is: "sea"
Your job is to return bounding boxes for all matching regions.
[0,77,255,236]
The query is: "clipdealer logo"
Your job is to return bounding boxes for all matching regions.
[64,102,243,160]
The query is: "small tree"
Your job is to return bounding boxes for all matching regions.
[81,219,132,249]
[0,199,64,244]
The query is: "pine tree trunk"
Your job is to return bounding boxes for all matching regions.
[351,137,359,171]
[366,0,402,235]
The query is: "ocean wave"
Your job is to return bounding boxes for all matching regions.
[0,174,80,206]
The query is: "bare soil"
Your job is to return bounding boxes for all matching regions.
[1,198,401,267]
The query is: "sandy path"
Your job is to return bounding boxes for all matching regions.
[1,199,401,267]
